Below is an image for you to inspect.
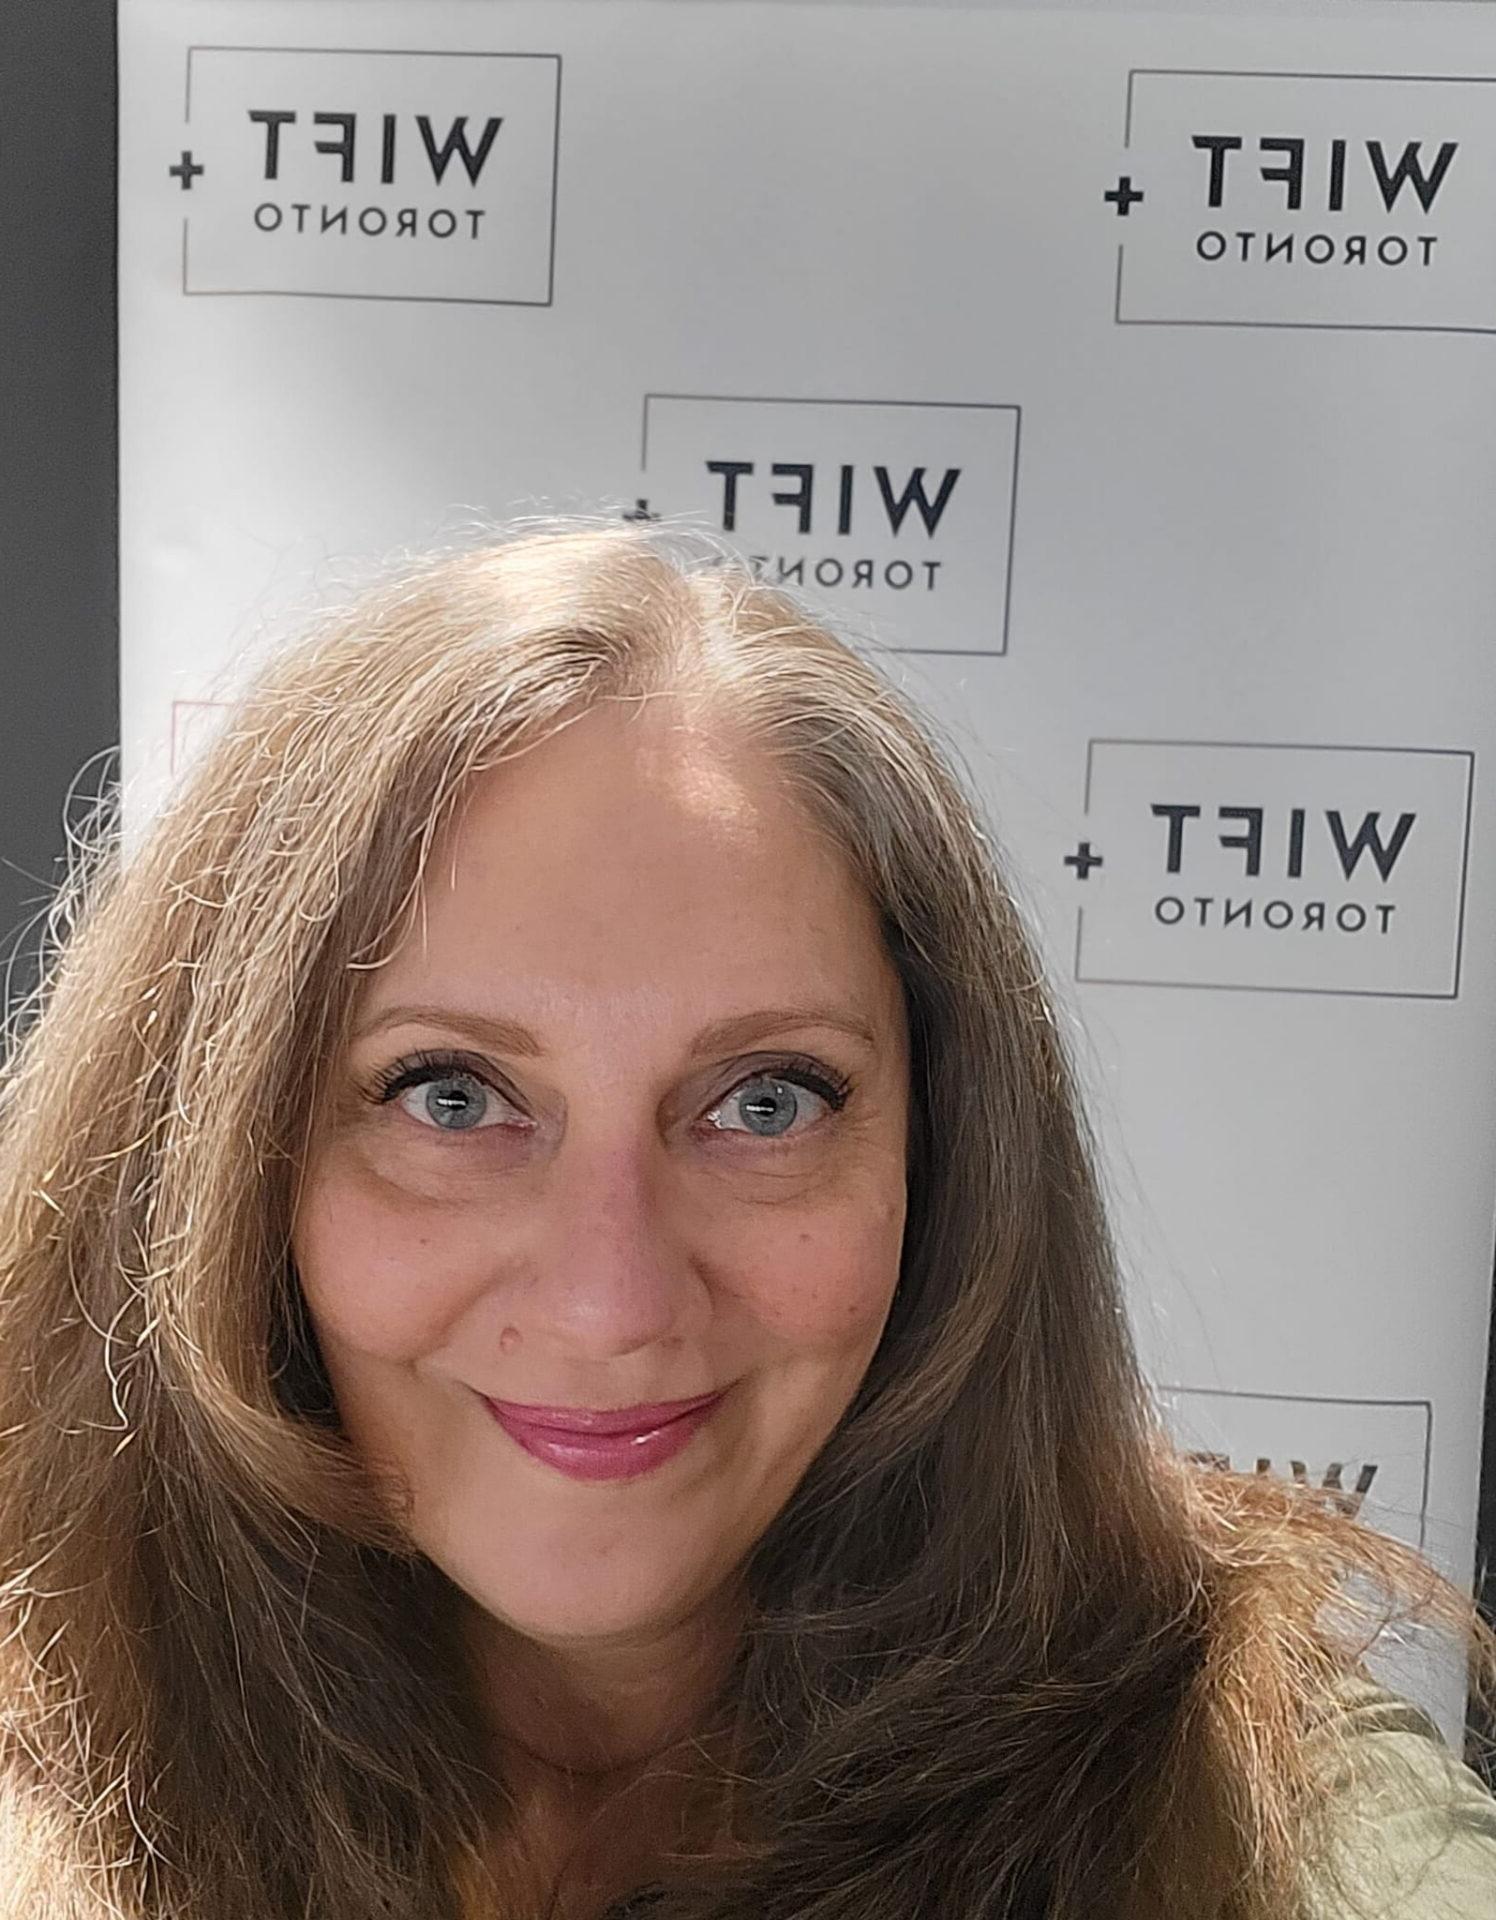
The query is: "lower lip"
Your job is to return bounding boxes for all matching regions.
[480,1393,725,1482]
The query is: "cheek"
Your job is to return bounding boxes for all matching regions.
[292,1153,478,1365]
[292,1145,908,1367]
[738,1194,905,1352]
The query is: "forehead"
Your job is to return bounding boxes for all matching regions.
[363,702,903,1040]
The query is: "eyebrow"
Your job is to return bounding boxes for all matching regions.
[352,1002,880,1061]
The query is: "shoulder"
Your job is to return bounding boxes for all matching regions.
[1296,1671,1496,1919]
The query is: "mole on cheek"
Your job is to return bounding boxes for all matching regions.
[499,1326,521,1354]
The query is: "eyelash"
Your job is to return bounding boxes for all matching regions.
[364,1048,855,1145]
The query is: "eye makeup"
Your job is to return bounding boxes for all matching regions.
[359,1047,856,1141]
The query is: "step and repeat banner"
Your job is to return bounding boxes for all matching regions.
[118,0,1496,1743]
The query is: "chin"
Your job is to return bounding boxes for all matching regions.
[467,1570,701,1647]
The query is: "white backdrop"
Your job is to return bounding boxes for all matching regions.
[118,0,1496,1746]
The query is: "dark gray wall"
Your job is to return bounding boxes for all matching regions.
[0,2,119,1010]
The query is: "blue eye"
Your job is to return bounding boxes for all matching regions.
[707,1068,851,1141]
[371,1052,510,1133]
[408,1072,502,1132]
[367,1050,854,1144]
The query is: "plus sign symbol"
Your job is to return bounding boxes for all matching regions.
[621,499,659,523]
[1064,841,1104,880]
[169,150,205,190]
[1104,175,1144,216]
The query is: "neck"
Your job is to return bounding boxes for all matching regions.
[457,1586,748,1918]
[462,1578,745,1781]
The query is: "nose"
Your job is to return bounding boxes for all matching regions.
[499,1137,705,1362]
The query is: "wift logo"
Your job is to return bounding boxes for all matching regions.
[1186,1452,1379,1520]
[1159,1386,1431,1550]
[167,45,561,304]
[1066,740,1473,997]
[1106,69,1496,332]
[635,395,1021,655]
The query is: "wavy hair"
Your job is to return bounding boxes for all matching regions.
[0,522,1491,1919]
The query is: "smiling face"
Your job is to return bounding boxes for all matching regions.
[290,697,911,1653]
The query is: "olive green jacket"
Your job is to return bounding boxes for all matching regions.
[1300,1674,1496,1918]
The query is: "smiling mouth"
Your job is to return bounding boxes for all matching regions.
[476,1388,729,1482]
[477,1389,726,1436]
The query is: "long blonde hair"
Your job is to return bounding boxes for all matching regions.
[1,522,1491,1919]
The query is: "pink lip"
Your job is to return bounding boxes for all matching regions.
[478,1389,727,1483]
[480,1390,724,1435]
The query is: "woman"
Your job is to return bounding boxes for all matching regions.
[0,522,1492,1920]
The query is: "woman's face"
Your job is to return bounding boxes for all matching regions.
[291,699,910,1649]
